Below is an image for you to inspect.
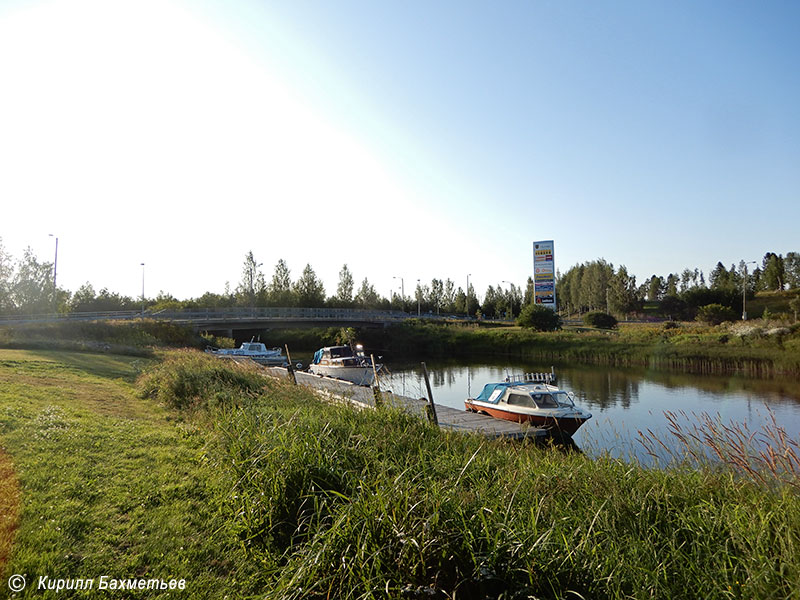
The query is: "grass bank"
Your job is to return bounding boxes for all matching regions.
[0,319,205,356]
[0,349,251,598]
[343,321,800,378]
[3,349,800,598]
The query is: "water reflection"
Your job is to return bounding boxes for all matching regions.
[383,359,800,462]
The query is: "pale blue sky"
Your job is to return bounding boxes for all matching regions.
[1,0,798,300]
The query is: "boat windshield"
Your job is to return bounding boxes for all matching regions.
[329,347,354,359]
[531,393,558,408]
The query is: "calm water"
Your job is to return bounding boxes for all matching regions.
[380,359,800,462]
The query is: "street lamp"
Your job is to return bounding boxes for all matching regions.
[48,234,58,311]
[140,263,146,316]
[416,278,421,316]
[742,260,757,320]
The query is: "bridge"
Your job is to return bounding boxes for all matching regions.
[0,307,432,338]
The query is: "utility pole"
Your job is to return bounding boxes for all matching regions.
[141,263,146,316]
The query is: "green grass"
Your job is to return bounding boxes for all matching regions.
[2,349,800,599]
[0,349,250,598]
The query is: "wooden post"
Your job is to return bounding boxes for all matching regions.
[285,344,297,385]
[371,354,382,407]
[420,362,438,426]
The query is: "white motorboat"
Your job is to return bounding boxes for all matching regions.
[205,340,289,366]
[308,344,381,386]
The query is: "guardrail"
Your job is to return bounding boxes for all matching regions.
[0,307,413,326]
[0,307,516,326]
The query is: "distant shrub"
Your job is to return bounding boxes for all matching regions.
[696,304,737,326]
[582,311,618,329]
[662,321,680,330]
[516,304,562,331]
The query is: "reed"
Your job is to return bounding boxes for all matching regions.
[638,408,800,491]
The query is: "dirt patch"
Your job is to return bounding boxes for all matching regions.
[0,446,20,571]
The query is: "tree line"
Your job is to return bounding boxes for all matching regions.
[558,252,800,319]
[0,237,797,319]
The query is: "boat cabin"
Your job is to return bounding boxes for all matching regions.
[312,345,369,366]
[476,382,575,410]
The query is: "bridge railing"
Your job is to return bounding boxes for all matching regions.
[152,307,413,322]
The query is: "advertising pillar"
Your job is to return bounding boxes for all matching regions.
[533,241,556,310]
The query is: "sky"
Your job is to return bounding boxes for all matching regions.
[1,0,798,301]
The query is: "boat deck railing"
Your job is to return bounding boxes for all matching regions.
[504,370,557,385]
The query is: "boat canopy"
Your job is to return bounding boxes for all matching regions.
[475,381,565,405]
[475,382,515,404]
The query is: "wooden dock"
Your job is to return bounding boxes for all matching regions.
[261,365,547,440]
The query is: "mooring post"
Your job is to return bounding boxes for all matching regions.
[371,353,383,407]
[285,344,297,385]
[420,362,438,426]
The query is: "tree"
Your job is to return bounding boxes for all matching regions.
[12,247,53,314]
[0,237,13,313]
[267,259,294,306]
[665,273,679,297]
[785,252,800,289]
[607,266,639,316]
[354,278,381,309]
[481,285,499,318]
[428,278,444,314]
[333,264,355,307]
[646,275,665,302]
[709,262,731,290]
[762,252,786,291]
[236,251,266,306]
[442,279,456,313]
[517,304,561,331]
[293,264,326,307]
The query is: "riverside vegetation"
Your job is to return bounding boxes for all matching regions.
[2,349,800,599]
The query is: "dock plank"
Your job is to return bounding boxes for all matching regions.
[261,365,546,439]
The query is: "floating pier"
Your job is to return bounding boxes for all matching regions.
[261,365,547,440]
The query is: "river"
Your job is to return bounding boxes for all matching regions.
[379,359,800,463]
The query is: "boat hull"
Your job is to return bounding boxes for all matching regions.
[308,365,376,386]
[464,401,589,435]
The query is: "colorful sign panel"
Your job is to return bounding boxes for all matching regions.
[533,240,556,310]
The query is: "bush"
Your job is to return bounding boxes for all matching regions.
[582,311,618,329]
[696,303,737,325]
[137,350,266,409]
[516,304,562,331]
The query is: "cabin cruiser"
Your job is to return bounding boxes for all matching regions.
[465,380,592,435]
[205,341,289,366]
[308,344,381,386]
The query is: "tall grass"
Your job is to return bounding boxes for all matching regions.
[639,409,800,491]
[141,351,800,599]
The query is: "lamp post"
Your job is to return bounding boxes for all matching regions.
[140,263,146,316]
[393,276,404,310]
[742,260,756,320]
[48,234,58,312]
[416,278,421,316]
